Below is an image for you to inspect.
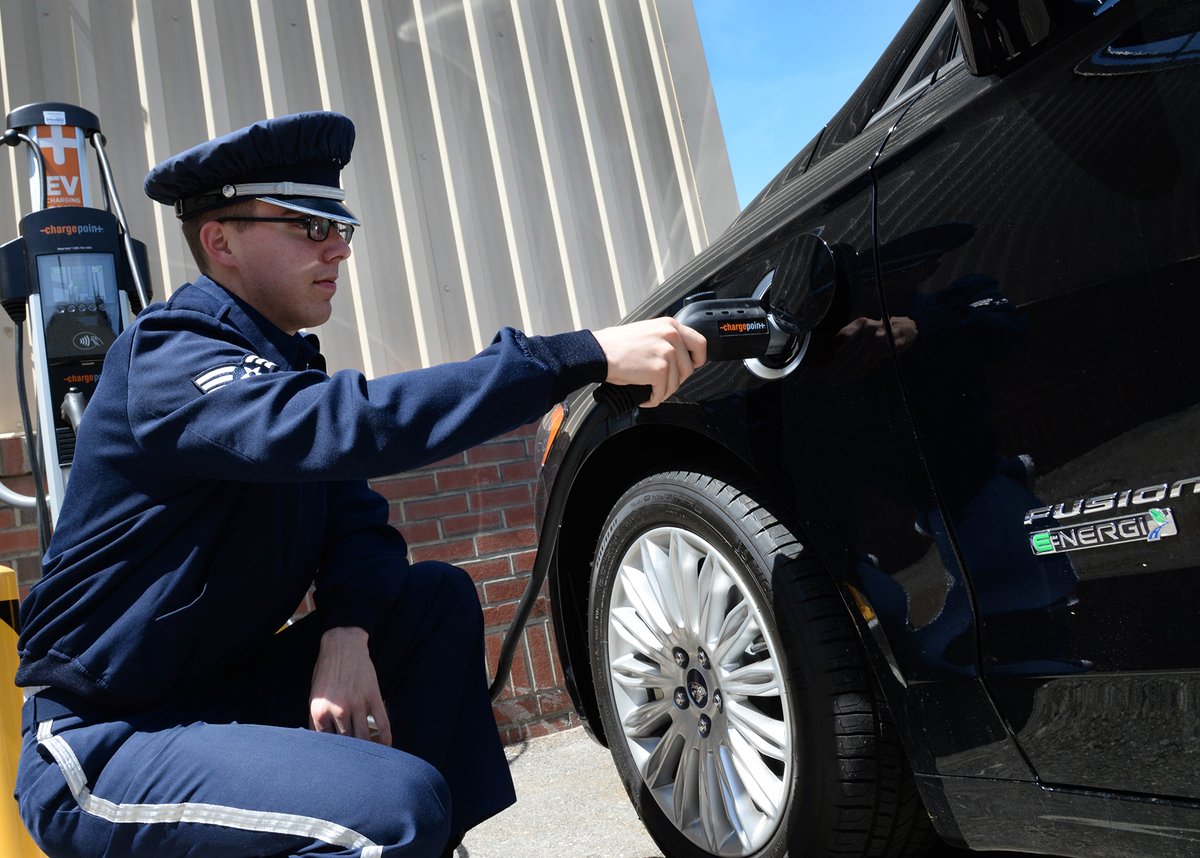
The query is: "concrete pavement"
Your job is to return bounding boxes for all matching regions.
[457,727,662,858]
[456,726,1045,858]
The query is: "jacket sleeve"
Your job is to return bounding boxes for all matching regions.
[127,308,607,482]
[313,479,409,636]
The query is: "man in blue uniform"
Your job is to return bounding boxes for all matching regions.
[13,112,705,857]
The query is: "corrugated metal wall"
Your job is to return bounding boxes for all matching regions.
[0,0,737,431]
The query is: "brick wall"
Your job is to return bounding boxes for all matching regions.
[0,426,577,743]
[370,424,578,743]
[0,438,43,587]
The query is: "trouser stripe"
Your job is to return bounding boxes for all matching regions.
[35,720,385,857]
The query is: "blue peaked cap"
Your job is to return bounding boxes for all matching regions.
[144,111,359,224]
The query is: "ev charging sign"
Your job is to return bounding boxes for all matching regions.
[29,113,92,209]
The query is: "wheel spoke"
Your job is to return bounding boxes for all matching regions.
[720,657,782,697]
[697,750,733,853]
[611,605,669,655]
[623,696,675,739]
[670,530,704,636]
[698,551,731,646]
[642,721,687,787]
[725,728,785,817]
[713,600,757,665]
[619,562,673,640]
[640,537,685,636]
[725,699,788,762]
[713,744,757,852]
[611,653,673,692]
[673,742,701,830]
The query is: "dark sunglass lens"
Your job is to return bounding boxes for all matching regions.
[307,217,332,242]
[337,223,355,244]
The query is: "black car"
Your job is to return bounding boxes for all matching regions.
[531,1,1200,856]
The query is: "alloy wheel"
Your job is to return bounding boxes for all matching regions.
[605,525,794,856]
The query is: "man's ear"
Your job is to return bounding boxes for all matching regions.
[199,220,236,270]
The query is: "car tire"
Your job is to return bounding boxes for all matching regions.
[589,470,935,858]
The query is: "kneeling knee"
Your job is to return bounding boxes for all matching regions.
[414,561,483,621]
[374,761,453,854]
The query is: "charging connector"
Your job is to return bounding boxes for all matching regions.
[673,293,802,363]
[591,294,804,416]
[61,389,87,434]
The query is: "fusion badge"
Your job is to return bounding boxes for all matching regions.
[1030,508,1177,556]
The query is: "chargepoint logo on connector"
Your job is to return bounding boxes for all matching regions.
[40,224,105,237]
[718,320,767,335]
[1030,508,1177,555]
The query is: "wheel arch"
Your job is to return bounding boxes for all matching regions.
[551,422,753,746]
[549,419,896,752]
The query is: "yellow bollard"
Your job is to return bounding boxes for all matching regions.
[0,566,46,857]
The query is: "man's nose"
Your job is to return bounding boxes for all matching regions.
[324,232,351,261]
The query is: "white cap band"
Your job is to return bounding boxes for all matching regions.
[218,181,347,201]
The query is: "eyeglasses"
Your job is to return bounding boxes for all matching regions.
[217,215,355,244]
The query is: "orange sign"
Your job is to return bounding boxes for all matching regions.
[36,124,85,207]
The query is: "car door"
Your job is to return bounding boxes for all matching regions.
[872,0,1200,798]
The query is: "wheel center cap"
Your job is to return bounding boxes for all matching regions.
[686,669,708,708]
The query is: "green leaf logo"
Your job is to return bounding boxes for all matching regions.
[1149,508,1167,525]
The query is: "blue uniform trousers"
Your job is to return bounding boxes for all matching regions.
[16,561,515,857]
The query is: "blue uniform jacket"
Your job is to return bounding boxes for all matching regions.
[16,276,607,710]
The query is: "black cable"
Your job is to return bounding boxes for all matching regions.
[488,384,646,702]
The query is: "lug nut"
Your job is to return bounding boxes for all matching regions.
[697,647,710,670]
[673,687,689,710]
[698,714,712,738]
[672,647,689,669]
[713,690,723,713]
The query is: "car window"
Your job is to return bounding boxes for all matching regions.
[869,4,962,127]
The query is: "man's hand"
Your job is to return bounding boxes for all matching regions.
[309,626,393,746]
[592,318,708,407]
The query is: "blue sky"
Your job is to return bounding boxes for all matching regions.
[693,2,919,208]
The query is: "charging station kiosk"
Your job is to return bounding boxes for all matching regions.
[0,103,150,528]
[0,101,153,856]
